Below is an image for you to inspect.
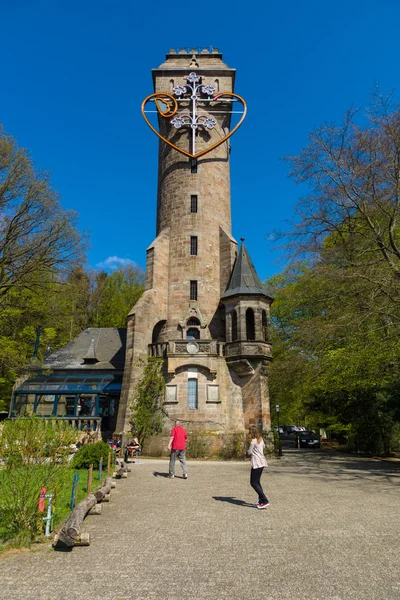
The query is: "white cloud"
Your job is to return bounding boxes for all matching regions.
[96,256,139,271]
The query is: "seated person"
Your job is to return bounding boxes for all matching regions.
[125,438,141,461]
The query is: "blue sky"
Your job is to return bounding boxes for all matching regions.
[2,0,400,281]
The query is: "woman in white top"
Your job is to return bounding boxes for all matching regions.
[247,428,269,509]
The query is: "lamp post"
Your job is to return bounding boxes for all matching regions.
[276,404,283,456]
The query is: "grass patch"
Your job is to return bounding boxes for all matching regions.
[0,465,107,550]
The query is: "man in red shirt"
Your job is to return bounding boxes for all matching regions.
[168,420,188,479]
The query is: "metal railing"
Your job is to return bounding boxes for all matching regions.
[62,417,102,432]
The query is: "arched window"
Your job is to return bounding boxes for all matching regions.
[232,310,238,341]
[262,310,268,342]
[152,320,167,343]
[246,308,255,341]
[187,317,200,327]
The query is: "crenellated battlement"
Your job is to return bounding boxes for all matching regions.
[156,48,232,77]
[168,47,220,55]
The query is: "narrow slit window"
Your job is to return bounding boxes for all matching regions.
[190,195,198,213]
[188,378,198,409]
[190,236,198,255]
[191,159,197,174]
[190,280,198,301]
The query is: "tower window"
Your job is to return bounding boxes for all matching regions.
[187,328,200,340]
[190,280,198,301]
[246,308,255,341]
[190,195,198,213]
[190,236,198,255]
[191,159,197,174]
[188,378,198,409]
[262,310,268,342]
[232,310,238,341]
[187,317,200,326]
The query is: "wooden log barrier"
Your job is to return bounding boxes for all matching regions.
[57,493,97,547]
[93,477,112,502]
[74,532,91,546]
[55,477,113,548]
[112,467,125,479]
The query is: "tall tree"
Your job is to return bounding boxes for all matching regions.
[284,95,400,329]
[267,263,400,454]
[0,126,86,302]
[129,358,165,446]
[267,96,400,453]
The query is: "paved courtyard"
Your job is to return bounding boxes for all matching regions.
[0,449,399,600]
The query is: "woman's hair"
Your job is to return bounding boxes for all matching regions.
[249,426,263,443]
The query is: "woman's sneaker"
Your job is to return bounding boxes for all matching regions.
[183,473,188,479]
[256,502,270,509]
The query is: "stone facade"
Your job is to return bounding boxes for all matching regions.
[115,49,273,438]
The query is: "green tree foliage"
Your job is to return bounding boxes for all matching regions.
[268,96,400,454]
[129,358,165,446]
[93,266,144,328]
[0,416,76,541]
[268,263,400,453]
[0,265,144,410]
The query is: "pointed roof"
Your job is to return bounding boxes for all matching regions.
[221,241,273,301]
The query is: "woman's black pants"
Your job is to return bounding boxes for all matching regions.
[250,467,268,504]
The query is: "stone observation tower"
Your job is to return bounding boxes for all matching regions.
[116,48,273,444]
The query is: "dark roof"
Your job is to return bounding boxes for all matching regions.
[42,328,127,371]
[221,241,273,301]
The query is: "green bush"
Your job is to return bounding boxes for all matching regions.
[71,441,113,470]
[218,433,247,460]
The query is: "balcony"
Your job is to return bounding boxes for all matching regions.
[148,342,169,357]
[149,340,225,358]
[224,340,272,359]
[168,340,221,356]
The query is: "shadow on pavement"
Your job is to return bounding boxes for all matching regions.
[212,496,254,508]
[153,471,187,479]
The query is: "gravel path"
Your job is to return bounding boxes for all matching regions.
[0,450,399,600]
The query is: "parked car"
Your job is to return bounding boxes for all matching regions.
[285,425,297,434]
[273,426,284,434]
[295,430,321,448]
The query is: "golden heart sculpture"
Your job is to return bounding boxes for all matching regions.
[141,92,247,159]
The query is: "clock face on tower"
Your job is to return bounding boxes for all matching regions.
[186,341,199,354]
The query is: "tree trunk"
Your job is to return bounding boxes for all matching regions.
[57,493,97,547]
[93,477,113,502]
